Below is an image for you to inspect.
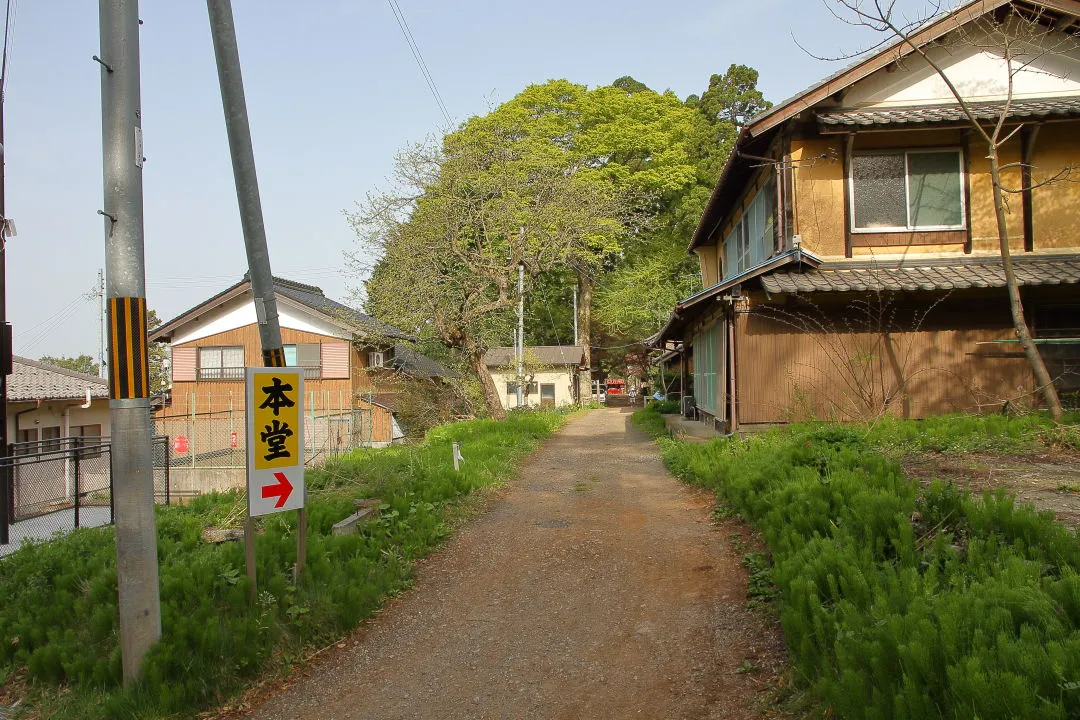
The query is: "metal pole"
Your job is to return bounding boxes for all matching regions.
[98,0,161,685]
[206,0,285,368]
[0,48,10,544]
[516,262,524,409]
[207,0,294,589]
[73,450,81,529]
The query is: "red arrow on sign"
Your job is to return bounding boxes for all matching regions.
[262,472,293,508]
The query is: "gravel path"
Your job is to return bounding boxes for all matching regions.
[245,408,787,720]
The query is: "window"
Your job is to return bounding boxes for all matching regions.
[506,381,537,395]
[723,179,775,279]
[198,345,244,380]
[851,149,964,231]
[15,428,37,454]
[540,384,556,400]
[72,424,104,458]
[285,343,321,379]
[41,426,61,453]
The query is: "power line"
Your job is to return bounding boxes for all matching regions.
[386,0,452,126]
[1,0,17,94]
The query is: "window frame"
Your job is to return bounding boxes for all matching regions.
[197,345,245,381]
[284,342,322,380]
[721,177,776,281]
[848,147,967,234]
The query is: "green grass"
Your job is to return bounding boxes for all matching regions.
[636,405,1080,719]
[0,409,572,719]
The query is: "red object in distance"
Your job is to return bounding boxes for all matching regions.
[230,431,238,448]
[262,471,293,508]
[173,435,189,454]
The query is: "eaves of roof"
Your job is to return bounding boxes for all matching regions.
[817,96,1080,129]
[150,276,416,343]
[653,248,821,345]
[744,0,1025,138]
[760,253,1080,294]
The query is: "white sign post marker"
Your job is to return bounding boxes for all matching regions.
[244,368,305,594]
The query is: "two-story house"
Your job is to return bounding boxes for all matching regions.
[149,275,440,491]
[656,0,1080,430]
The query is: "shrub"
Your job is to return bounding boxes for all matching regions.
[645,409,1080,719]
[0,410,571,719]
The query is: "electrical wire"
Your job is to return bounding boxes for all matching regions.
[386,0,452,126]
[1,0,17,94]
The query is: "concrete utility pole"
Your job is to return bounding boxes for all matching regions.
[516,261,524,409]
[98,0,161,685]
[0,83,9,545]
[573,283,578,346]
[207,0,297,585]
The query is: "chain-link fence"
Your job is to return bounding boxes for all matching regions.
[1,436,171,557]
[154,403,373,497]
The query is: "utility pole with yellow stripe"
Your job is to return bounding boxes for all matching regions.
[98,0,160,686]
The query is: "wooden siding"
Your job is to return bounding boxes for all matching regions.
[735,296,1034,424]
[162,324,393,415]
[850,230,966,248]
[356,399,395,444]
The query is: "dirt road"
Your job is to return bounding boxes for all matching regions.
[246,408,786,720]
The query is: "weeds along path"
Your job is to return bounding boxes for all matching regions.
[245,407,785,720]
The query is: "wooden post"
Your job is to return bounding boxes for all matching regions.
[244,515,256,600]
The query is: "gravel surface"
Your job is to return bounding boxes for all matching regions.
[244,408,787,720]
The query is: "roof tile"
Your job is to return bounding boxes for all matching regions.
[760,256,1080,295]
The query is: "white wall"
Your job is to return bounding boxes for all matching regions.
[7,399,112,443]
[171,293,350,346]
[488,368,577,410]
[844,24,1080,108]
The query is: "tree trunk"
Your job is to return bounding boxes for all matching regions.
[472,350,507,421]
[988,150,1063,422]
[577,273,594,404]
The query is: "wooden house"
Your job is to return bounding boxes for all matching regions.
[656,0,1080,430]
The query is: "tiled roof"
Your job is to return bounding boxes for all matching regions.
[271,279,415,341]
[152,275,415,342]
[390,345,459,379]
[483,346,585,367]
[760,256,1080,294]
[817,97,1080,127]
[8,357,108,402]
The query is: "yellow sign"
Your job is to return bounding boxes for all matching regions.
[251,371,300,470]
[246,367,305,517]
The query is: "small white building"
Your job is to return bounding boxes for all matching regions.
[483,346,584,410]
[6,356,110,446]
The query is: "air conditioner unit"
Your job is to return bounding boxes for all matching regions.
[682,395,696,419]
[368,351,385,368]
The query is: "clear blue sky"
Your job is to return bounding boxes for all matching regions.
[5,0,932,360]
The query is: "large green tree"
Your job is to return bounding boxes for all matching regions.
[40,354,99,376]
[352,122,631,420]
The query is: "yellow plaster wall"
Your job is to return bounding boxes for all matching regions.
[1031,121,1080,252]
[791,138,846,258]
[968,135,1025,253]
[696,245,719,288]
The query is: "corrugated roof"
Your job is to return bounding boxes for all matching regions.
[483,346,585,367]
[818,96,1080,127]
[8,357,108,402]
[760,255,1080,294]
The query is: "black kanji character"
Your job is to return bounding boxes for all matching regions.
[260,419,293,461]
[259,377,295,416]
